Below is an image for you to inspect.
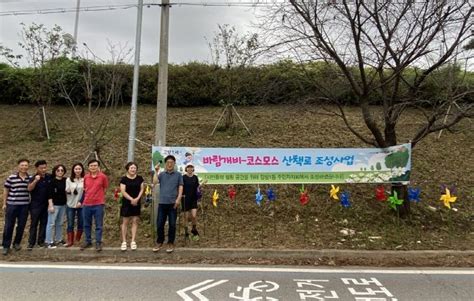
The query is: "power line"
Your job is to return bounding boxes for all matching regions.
[0,1,273,17]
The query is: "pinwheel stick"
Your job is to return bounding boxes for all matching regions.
[272,202,277,238]
[215,206,220,245]
[232,195,237,240]
[201,199,206,236]
[260,203,265,247]
[303,206,309,244]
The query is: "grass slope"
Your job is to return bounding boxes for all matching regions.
[0,104,472,250]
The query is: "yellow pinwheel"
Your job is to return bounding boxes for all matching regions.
[145,184,151,196]
[212,189,219,207]
[329,185,340,200]
[440,188,457,209]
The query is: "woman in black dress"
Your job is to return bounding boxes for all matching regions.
[119,162,144,251]
[182,163,201,240]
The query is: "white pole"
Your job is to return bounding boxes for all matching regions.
[72,0,81,57]
[127,0,144,162]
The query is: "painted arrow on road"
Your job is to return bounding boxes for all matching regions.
[177,279,229,301]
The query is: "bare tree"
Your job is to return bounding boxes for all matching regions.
[207,24,259,132]
[259,0,473,215]
[59,42,132,169]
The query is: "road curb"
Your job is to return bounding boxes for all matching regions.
[2,247,473,267]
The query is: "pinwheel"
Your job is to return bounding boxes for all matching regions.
[340,191,351,208]
[212,189,219,207]
[440,187,457,209]
[144,185,153,207]
[407,187,421,203]
[299,185,310,206]
[196,186,202,201]
[375,185,387,202]
[113,187,122,203]
[266,188,276,202]
[329,185,340,200]
[388,191,403,210]
[255,187,264,206]
[227,185,236,201]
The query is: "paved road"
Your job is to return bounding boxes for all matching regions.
[0,263,473,300]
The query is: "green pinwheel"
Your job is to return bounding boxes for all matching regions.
[388,191,404,210]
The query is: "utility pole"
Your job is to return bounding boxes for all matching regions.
[127,0,144,162]
[155,0,170,147]
[72,0,81,57]
[153,0,170,231]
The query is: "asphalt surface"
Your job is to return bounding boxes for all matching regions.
[2,247,474,267]
[0,263,473,300]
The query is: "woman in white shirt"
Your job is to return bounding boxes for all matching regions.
[65,163,85,247]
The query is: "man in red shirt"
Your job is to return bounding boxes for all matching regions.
[79,159,108,252]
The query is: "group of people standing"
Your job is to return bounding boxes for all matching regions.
[2,154,201,255]
[2,158,108,255]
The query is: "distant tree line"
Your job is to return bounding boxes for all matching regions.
[0,58,472,107]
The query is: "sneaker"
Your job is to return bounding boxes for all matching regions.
[165,243,174,253]
[27,244,34,251]
[80,242,92,251]
[13,244,22,251]
[130,241,137,251]
[47,243,57,249]
[152,243,163,252]
[96,243,102,252]
[120,241,127,251]
[2,248,9,256]
[191,228,199,236]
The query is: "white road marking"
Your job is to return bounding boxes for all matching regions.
[177,279,215,301]
[192,279,228,301]
[0,263,473,275]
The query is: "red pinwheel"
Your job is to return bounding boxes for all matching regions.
[299,185,309,206]
[375,185,387,202]
[228,185,236,201]
[113,187,120,201]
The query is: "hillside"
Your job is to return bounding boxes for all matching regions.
[0,104,472,250]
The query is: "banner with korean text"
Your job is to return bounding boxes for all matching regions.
[152,144,411,184]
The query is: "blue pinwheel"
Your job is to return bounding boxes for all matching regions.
[255,187,264,206]
[408,187,421,203]
[340,191,351,208]
[266,188,276,202]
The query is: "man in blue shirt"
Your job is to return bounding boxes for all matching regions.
[27,160,51,249]
[152,155,183,253]
[2,159,31,255]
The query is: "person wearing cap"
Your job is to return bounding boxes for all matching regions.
[182,163,201,240]
[152,155,183,253]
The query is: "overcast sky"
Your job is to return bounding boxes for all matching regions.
[0,0,262,65]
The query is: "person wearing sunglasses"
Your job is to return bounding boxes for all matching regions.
[45,164,67,249]
[65,163,85,247]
